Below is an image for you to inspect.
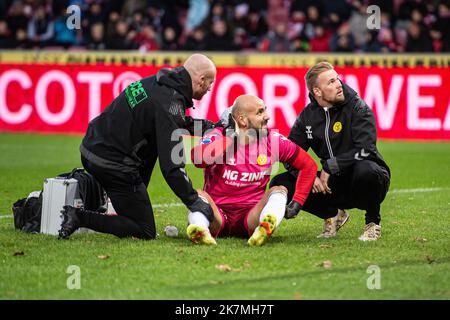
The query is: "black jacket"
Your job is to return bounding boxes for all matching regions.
[288,82,390,177]
[81,66,214,206]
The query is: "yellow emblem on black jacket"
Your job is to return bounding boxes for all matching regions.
[333,121,342,133]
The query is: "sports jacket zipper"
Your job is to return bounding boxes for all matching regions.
[324,108,334,158]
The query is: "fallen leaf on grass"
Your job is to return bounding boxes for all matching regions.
[216,264,231,272]
[13,251,24,256]
[318,260,333,268]
[215,264,241,272]
[294,292,302,300]
[413,237,427,242]
[97,255,110,260]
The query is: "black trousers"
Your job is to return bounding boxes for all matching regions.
[270,160,390,225]
[80,155,156,239]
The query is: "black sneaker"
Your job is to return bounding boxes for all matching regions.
[58,205,81,239]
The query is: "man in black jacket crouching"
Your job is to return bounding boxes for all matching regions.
[59,54,217,240]
[270,61,390,241]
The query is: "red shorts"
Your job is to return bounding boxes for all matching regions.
[212,204,256,238]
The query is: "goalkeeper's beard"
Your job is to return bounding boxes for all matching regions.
[247,119,269,139]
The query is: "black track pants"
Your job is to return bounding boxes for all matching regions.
[80,156,156,239]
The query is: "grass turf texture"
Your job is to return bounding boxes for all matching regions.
[0,133,449,299]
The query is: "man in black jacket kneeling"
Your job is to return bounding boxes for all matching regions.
[59,54,217,240]
[270,61,390,241]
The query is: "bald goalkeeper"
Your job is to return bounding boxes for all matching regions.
[59,54,218,240]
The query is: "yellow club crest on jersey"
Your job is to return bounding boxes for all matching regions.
[333,121,342,133]
[257,154,267,166]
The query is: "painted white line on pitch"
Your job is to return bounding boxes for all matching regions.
[390,187,449,194]
[0,203,185,219]
[153,203,183,208]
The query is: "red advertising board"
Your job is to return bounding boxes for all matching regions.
[0,63,449,140]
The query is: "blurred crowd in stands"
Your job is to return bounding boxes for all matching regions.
[0,0,448,52]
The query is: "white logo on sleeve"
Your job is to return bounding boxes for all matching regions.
[306,126,313,139]
[354,148,370,160]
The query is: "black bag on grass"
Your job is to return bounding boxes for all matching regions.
[12,193,42,233]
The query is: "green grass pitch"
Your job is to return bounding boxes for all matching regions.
[0,133,449,299]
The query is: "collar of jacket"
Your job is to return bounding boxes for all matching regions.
[307,81,358,111]
[156,66,194,109]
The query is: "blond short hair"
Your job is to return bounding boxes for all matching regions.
[305,61,334,93]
